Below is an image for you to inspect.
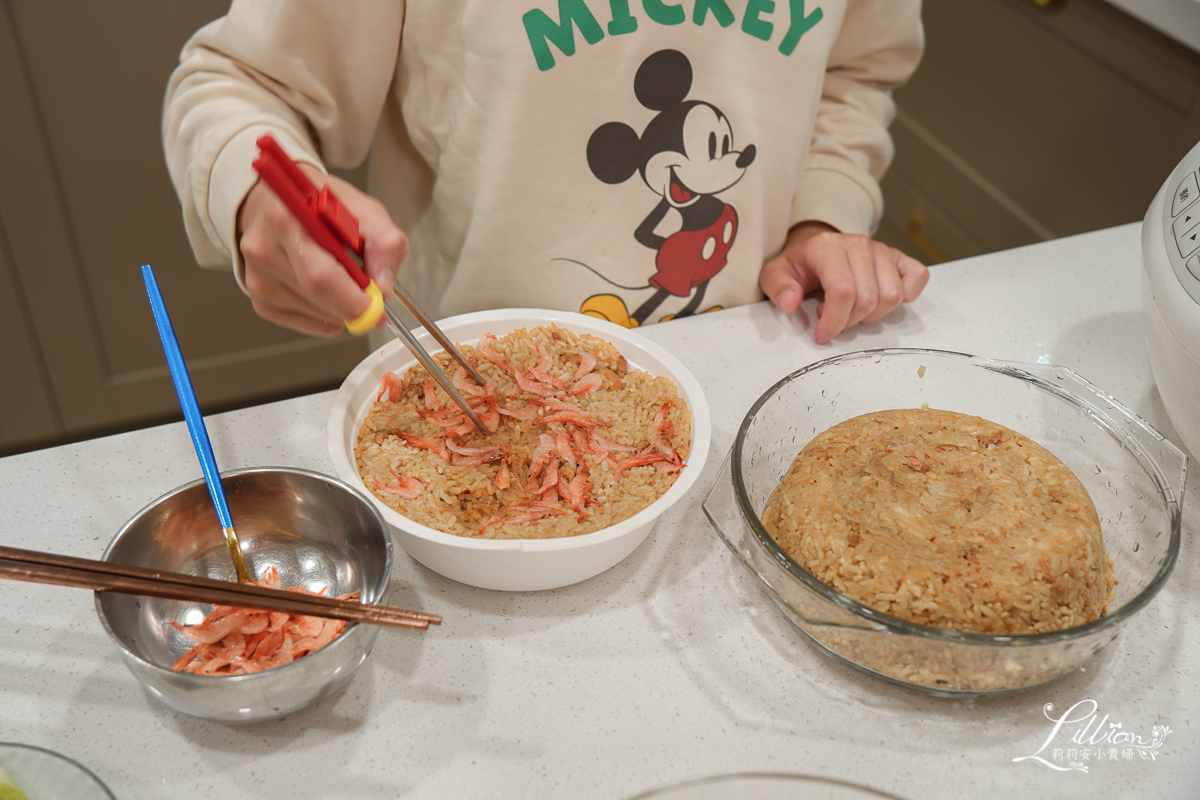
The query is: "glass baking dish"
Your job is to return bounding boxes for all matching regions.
[702,348,1185,697]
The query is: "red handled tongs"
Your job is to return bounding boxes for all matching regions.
[251,134,488,434]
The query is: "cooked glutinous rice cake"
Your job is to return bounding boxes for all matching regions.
[760,408,1115,635]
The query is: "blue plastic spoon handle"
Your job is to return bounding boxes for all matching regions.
[141,265,234,531]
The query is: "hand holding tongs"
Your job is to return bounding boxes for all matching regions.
[250,134,487,434]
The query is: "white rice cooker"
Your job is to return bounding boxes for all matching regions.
[1143,137,1200,459]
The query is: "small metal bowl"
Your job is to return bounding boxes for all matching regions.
[95,467,392,723]
[703,349,1185,697]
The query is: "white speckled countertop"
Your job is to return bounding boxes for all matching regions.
[0,222,1195,799]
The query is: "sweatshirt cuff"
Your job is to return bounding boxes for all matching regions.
[790,162,882,237]
[208,125,326,293]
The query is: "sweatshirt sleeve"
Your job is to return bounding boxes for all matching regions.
[162,0,406,285]
[790,0,924,236]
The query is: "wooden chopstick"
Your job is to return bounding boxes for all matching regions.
[0,545,441,630]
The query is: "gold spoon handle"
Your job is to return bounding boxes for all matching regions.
[223,527,252,583]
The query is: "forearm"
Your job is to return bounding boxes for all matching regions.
[162,0,406,274]
[791,0,924,236]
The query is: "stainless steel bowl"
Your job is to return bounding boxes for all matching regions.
[703,349,1185,697]
[95,467,393,723]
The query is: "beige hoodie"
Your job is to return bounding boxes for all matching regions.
[164,0,922,326]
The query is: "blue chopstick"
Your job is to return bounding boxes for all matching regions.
[140,264,234,532]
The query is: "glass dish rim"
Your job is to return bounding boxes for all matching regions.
[0,741,116,799]
[622,770,907,800]
[729,347,1184,647]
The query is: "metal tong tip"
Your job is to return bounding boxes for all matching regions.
[382,285,488,435]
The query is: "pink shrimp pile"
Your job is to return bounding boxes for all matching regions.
[356,325,690,539]
[170,567,358,676]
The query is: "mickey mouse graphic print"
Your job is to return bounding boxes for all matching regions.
[163,1,923,327]
[582,50,755,327]
[385,0,904,326]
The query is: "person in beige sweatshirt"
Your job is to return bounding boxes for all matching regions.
[164,0,928,344]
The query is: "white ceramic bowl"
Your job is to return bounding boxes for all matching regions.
[327,309,711,591]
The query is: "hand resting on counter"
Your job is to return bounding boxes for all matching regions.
[760,221,930,345]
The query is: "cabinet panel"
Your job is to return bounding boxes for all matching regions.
[0,1,121,434]
[882,110,1053,261]
[9,0,257,374]
[880,0,1200,262]
[877,168,987,266]
[0,0,370,453]
[0,218,58,450]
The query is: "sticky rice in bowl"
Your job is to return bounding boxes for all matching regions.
[327,309,711,591]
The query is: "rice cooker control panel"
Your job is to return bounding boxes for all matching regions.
[1163,141,1200,307]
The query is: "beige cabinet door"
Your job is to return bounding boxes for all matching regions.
[0,0,369,454]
